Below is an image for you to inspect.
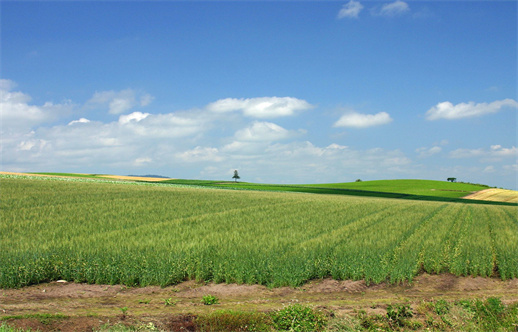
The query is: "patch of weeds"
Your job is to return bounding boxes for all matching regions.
[0,323,36,332]
[472,297,518,331]
[386,304,413,328]
[271,304,328,332]
[138,299,151,304]
[357,310,383,330]
[0,313,68,325]
[201,294,219,305]
[96,322,161,331]
[197,310,272,332]
[326,314,360,332]
[434,299,450,315]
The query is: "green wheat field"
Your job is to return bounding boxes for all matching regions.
[1,174,517,289]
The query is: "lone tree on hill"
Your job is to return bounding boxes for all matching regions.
[232,170,240,182]
[447,177,457,182]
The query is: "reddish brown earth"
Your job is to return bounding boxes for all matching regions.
[1,274,517,331]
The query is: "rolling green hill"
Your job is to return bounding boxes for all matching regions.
[302,179,489,198]
[24,172,512,205]
[160,178,513,205]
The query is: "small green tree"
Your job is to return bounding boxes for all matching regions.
[232,170,240,182]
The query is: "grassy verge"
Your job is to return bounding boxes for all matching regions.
[2,298,517,331]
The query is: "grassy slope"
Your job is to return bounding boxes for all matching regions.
[302,179,488,198]
[161,179,515,206]
[28,173,514,205]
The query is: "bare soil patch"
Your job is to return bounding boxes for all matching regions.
[1,274,517,331]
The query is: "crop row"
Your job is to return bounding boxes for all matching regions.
[1,176,516,288]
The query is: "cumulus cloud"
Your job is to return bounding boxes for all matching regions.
[426,99,518,120]
[338,0,363,19]
[334,111,393,128]
[0,81,73,132]
[375,0,410,16]
[119,112,150,124]
[234,121,292,142]
[86,89,154,114]
[206,97,313,119]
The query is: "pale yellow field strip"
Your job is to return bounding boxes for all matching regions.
[463,188,518,203]
[0,171,172,182]
[0,171,65,178]
[98,175,173,182]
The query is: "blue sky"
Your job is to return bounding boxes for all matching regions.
[1,1,517,188]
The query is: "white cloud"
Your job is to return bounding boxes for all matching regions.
[176,146,223,163]
[119,112,150,124]
[426,99,518,120]
[450,145,518,160]
[86,89,153,115]
[234,121,292,142]
[68,118,91,125]
[416,146,442,158]
[338,0,363,19]
[206,97,313,119]
[0,83,73,132]
[18,139,48,152]
[134,157,152,166]
[0,79,17,91]
[377,0,410,17]
[334,111,393,128]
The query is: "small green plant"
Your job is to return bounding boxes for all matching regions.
[202,294,219,305]
[271,304,328,332]
[164,297,177,306]
[138,299,151,304]
[119,307,129,320]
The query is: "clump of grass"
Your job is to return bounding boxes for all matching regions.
[196,310,272,332]
[271,304,328,332]
[201,294,219,305]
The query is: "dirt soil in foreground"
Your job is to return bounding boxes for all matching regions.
[1,274,517,331]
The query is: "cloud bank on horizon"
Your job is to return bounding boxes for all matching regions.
[1,1,517,189]
[2,78,516,188]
